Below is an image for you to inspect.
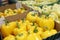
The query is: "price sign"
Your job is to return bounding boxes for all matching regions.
[0,17,5,27]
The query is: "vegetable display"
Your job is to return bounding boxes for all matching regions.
[1,11,57,40]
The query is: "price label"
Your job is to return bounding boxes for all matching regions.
[0,17,5,27]
[16,1,22,9]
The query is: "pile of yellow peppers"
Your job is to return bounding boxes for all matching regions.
[0,8,25,17]
[1,12,57,40]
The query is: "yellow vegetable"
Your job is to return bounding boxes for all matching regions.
[2,25,11,37]
[4,9,14,16]
[27,33,42,40]
[17,8,22,13]
[13,28,22,35]
[8,22,17,29]
[13,28,26,35]
[26,12,38,22]
[21,9,25,13]
[41,29,57,39]
[35,27,43,35]
[15,31,27,40]
[36,16,54,31]
[13,21,26,35]
[50,29,57,35]
[36,16,45,28]
[24,20,33,31]
[43,18,54,31]
[3,35,15,40]
[41,30,52,39]
[1,22,16,37]
[27,25,43,36]
[28,26,35,34]
[14,9,18,13]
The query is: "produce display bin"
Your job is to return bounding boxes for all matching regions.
[0,4,16,12]
[19,3,60,40]
[0,3,60,40]
[0,4,31,40]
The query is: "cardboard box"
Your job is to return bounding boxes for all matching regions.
[5,10,30,22]
[0,4,16,12]
[55,21,60,31]
[0,3,31,25]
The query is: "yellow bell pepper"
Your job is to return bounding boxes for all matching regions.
[34,27,43,35]
[1,21,17,37]
[41,30,52,39]
[27,33,42,40]
[2,25,11,37]
[18,20,33,31]
[41,29,57,39]
[3,35,15,40]
[13,21,26,35]
[14,9,18,13]
[15,31,27,40]
[36,16,54,31]
[36,16,45,28]
[21,9,25,13]
[27,24,34,31]
[17,8,22,13]
[28,26,35,34]
[26,12,38,22]
[27,24,43,36]
[43,18,54,31]
[50,29,57,35]
[27,22,38,34]
[4,9,14,17]
[13,28,26,36]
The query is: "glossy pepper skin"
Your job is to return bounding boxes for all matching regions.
[41,29,57,39]
[27,22,43,36]
[13,20,27,35]
[15,31,28,40]
[27,33,42,40]
[41,30,52,39]
[34,27,43,35]
[26,12,38,22]
[36,16,54,31]
[1,22,17,37]
[3,35,15,40]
